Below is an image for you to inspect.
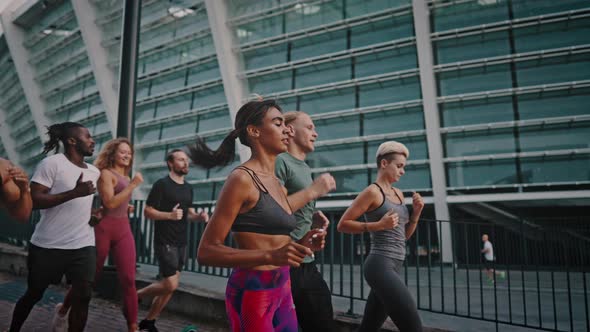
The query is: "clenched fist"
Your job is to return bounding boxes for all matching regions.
[310,173,336,199]
[169,203,183,220]
[130,172,144,188]
[378,208,399,231]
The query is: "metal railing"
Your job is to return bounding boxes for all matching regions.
[1,201,588,332]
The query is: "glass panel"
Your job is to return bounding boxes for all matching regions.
[447,159,519,187]
[277,97,297,112]
[330,169,369,193]
[350,15,414,49]
[192,182,214,201]
[519,124,590,152]
[229,0,279,17]
[149,71,187,96]
[432,1,509,32]
[513,18,590,53]
[518,89,590,120]
[137,127,161,143]
[516,56,590,87]
[296,59,351,89]
[136,104,156,122]
[357,47,417,78]
[438,65,512,96]
[299,88,356,115]
[192,87,226,109]
[521,155,590,183]
[187,63,220,85]
[199,110,232,131]
[359,77,421,107]
[185,166,208,182]
[234,15,283,44]
[315,115,361,140]
[161,121,196,140]
[364,107,424,134]
[142,148,166,164]
[249,71,292,95]
[345,0,410,18]
[308,143,364,168]
[445,129,516,157]
[94,121,110,135]
[285,1,343,34]
[67,103,91,122]
[441,96,514,127]
[144,167,170,184]
[291,30,347,62]
[435,31,510,65]
[141,36,216,73]
[243,44,288,71]
[155,95,193,118]
[511,0,589,18]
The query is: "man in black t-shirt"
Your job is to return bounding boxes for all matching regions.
[137,149,208,332]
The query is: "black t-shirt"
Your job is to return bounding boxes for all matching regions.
[146,176,193,246]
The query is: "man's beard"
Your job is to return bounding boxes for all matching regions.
[75,142,93,157]
[173,168,188,176]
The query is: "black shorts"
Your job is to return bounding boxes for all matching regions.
[27,244,96,289]
[155,244,186,278]
[483,258,495,270]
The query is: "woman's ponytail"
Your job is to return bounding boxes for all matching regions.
[187,99,282,169]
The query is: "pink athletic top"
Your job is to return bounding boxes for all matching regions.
[102,170,131,218]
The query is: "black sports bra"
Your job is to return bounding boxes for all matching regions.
[231,166,296,236]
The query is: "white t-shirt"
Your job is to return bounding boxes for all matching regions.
[483,240,494,261]
[30,154,100,249]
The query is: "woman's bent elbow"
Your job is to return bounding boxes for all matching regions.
[197,247,212,266]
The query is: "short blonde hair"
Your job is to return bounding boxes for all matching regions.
[375,141,409,167]
[283,111,303,126]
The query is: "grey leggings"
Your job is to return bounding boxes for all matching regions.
[358,254,423,332]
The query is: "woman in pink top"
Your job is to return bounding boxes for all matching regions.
[55,138,143,332]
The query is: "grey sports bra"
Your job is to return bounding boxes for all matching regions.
[231,166,296,236]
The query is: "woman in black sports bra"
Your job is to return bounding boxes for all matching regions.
[188,99,335,332]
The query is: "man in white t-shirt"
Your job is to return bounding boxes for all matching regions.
[9,122,100,332]
[481,234,505,284]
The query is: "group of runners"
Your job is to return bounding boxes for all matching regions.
[1,98,428,332]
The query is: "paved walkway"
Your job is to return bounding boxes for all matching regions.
[0,272,228,332]
[136,264,553,332]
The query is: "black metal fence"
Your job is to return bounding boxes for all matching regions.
[1,201,589,332]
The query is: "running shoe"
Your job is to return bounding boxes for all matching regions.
[139,319,159,332]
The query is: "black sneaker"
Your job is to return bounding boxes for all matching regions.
[138,319,159,332]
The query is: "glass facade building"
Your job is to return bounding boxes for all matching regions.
[0,0,588,229]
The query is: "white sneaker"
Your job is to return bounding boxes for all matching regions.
[51,303,69,332]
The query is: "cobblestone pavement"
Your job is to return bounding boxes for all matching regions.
[0,272,228,332]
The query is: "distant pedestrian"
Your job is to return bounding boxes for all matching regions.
[481,234,505,284]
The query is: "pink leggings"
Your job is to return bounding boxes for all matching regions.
[62,216,138,325]
[94,215,138,324]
